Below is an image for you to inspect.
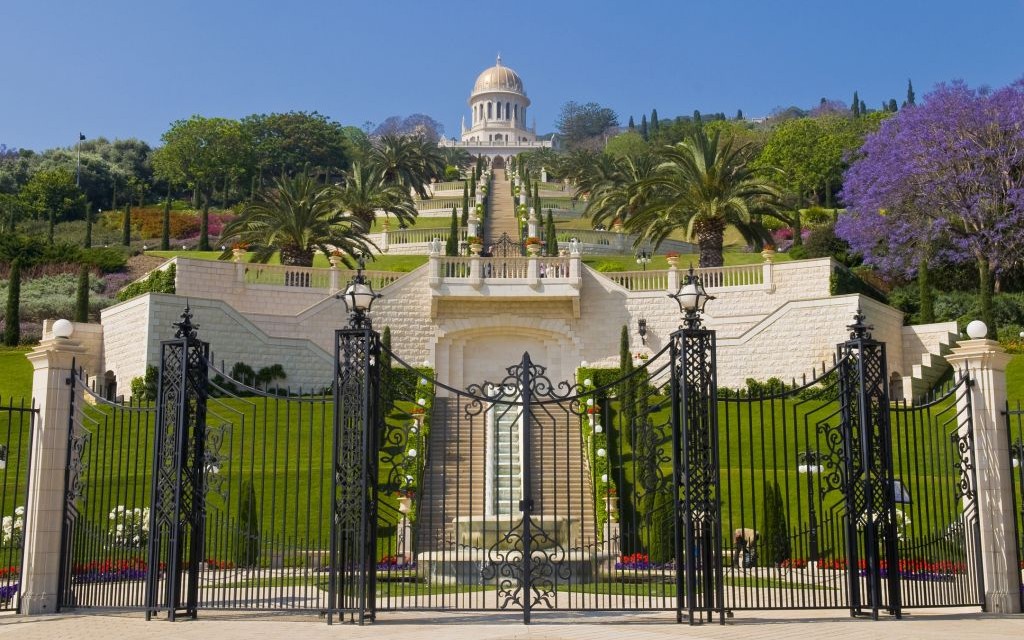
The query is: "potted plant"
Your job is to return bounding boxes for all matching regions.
[466,236,483,255]
[395,489,415,514]
[665,251,680,268]
[329,248,344,268]
[231,242,249,262]
[525,236,542,255]
[761,243,776,262]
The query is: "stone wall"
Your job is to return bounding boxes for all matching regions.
[99,256,956,396]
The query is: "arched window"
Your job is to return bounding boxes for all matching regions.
[506,102,511,120]
[514,104,518,122]
[487,102,492,119]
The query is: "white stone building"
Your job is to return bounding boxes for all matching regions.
[439,56,553,168]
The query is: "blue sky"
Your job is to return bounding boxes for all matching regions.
[3,0,1023,151]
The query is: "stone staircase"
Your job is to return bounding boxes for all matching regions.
[415,395,597,552]
[902,330,961,401]
[483,169,521,243]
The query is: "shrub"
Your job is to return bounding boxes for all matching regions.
[760,481,790,567]
[129,365,158,400]
[116,264,176,301]
[234,480,260,567]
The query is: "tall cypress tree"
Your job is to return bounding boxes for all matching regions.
[121,203,131,246]
[640,114,648,140]
[887,98,898,113]
[650,109,659,133]
[628,115,635,130]
[693,109,702,123]
[3,258,21,346]
[462,182,470,224]
[75,265,90,323]
[235,480,260,567]
[906,79,916,106]
[445,206,459,256]
[852,91,860,118]
[84,203,93,248]
[470,172,477,197]
[736,109,744,120]
[199,191,211,251]
[760,481,791,566]
[161,186,172,250]
[545,209,558,256]
[860,99,867,116]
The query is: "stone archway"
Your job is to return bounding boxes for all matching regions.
[491,155,506,169]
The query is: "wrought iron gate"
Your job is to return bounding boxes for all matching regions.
[54,304,987,623]
[0,396,35,612]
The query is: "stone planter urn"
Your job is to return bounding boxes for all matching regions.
[329,254,343,268]
[526,243,541,256]
[666,255,680,268]
[232,248,247,263]
[605,495,618,519]
[398,496,413,515]
[469,243,483,256]
[761,248,776,263]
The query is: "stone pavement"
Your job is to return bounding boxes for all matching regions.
[1,608,1022,640]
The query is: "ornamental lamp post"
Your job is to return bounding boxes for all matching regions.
[635,249,651,271]
[338,257,381,328]
[669,266,715,329]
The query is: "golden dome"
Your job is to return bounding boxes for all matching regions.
[472,55,525,96]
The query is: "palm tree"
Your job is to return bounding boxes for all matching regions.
[627,131,779,267]
[370,134,445,198]
[218,174,374,267]
[439,147,473,171]
[584,154,660,230]
[336,162,418,229]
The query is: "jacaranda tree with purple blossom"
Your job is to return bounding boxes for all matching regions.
[838,80,1024,336]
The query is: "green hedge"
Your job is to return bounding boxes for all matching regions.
[116,263,176,301]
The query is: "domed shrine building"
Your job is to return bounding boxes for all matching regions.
[439,56,553,168]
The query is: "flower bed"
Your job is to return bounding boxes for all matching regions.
[819,557,967,582]
[0,583,17,605]
[73,558,149,583]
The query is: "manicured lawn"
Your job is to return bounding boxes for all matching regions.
[582,252,790,272]
[0,347,32,401]
[145,251,428,272]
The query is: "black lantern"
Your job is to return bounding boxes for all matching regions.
[339,257,381,327]
[669,266,714,329]
[637,317,648,346]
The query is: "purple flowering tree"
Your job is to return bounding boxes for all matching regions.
[838,80,1024,336]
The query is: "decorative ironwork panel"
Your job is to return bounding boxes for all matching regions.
[490,232,523,257]
[671,327,723,624]
[834,312,900,620]
[146,307,209,621]
[328,327,380,624]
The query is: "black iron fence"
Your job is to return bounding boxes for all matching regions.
[60,371,156,611]
[1006,399,1024,612]
[0,396,35,612]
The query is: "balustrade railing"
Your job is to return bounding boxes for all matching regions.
[433,256,574,281]
[242,263,401,291]
[385,227,467,245]
[607,263,766,292]
[414,198,464,211]
[607,270,670,291]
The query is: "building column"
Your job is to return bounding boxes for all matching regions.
[945,335,1022,613]
[20,332,88,614]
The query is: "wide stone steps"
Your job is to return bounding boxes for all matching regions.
[415,396,597,551]
[483,169,521,244]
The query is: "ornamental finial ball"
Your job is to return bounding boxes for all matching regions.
[965,320,988,339]
[52,319,74,339]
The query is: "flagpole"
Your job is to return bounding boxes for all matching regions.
[76,132,85,187]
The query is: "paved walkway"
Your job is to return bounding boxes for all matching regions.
[1,608,1022,640]
[484,169,520,244]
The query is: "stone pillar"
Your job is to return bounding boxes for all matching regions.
[329,261,341,294]
[469,255,482,289]
[667,265,680,294]
[527,255,539,284]
[467,216,479,238]
[541,167,547,183]
[428,242,441,289]
[21,333,88,614]
[945,337,1022,613]
[527,210,538,238]
[762,260,775,293]
[381,227,390,254]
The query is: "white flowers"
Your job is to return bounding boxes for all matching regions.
[1,506,25,546]
[108,505,150,548]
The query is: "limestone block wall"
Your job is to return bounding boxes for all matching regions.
[100,293,336,397]
[99,295,153,395]
[174,258,328,317]
[901,322,960,373]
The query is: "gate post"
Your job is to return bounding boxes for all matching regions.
[20,324,87,614]
[668,268,723,625]
[145,305,209,621]
[945,328,1022,614]
[328,263,382,624]
[835,311,900,620]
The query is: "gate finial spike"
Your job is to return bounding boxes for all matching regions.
[174,302,200,340]
[847,309,873,340]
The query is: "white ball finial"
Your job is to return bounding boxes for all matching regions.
[52,319,74,339]
[965,320,988,339]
